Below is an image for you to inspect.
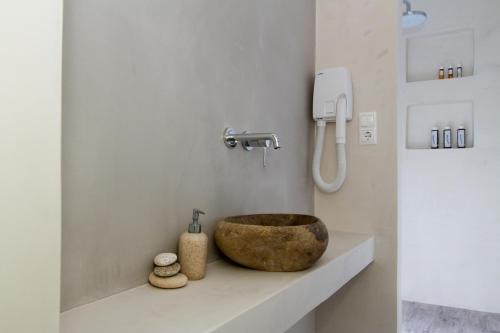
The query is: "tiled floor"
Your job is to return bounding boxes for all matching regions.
[402,301,500,333]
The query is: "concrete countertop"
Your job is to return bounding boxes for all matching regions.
[60,231,374,333]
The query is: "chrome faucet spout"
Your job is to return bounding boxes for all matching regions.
[232,133,280,149]
[269,133,280,149]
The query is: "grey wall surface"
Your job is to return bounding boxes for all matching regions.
[62,0,315,310]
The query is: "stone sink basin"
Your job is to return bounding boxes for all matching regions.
[214,214,329,272]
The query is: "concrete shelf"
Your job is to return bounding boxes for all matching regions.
[60,231,374,333]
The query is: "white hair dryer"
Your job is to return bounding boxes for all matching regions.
[312,67,353,193]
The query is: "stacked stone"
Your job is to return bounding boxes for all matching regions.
[148,253,188,289]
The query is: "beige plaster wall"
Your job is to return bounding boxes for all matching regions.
[314,0,398,332]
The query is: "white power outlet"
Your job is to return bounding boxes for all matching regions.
[359,112,377,145]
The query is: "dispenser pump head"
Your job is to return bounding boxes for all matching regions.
[189,209,205,233]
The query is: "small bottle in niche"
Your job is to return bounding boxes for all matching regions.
[447,66,454,79]
[443,127,452,148]
[456,64,463,78]
[438,66,445,80]
[431,127,439,149]
[457,126,466,148]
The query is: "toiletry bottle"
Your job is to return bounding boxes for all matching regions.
[179,209,208,280]
[431,128,439,149]
[447,66,454,79]
[443,127,452,148]
[457,126,466,148]
[456,64,463,78]
[438,66,445,80]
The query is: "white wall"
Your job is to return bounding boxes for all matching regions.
[0,1,62,332]
[399,0,500,313]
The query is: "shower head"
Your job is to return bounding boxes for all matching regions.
[402,0,427,29]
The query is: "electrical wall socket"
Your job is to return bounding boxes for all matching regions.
[359,112,377,145]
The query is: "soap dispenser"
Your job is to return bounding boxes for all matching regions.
[178,209,208,280]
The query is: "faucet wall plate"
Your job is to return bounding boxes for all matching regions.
[223,128,237,148]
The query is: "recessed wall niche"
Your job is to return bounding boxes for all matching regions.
[406,29,474,83]
[406,101,474,149]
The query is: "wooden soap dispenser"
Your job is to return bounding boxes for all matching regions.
[178,209,208,280]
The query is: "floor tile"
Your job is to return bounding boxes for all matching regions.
[402,301,500,333]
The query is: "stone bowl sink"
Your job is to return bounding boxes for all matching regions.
[214,214,329,272]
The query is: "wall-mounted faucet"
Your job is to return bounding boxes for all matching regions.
[223,128,280,150]
[223,128,281,167]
